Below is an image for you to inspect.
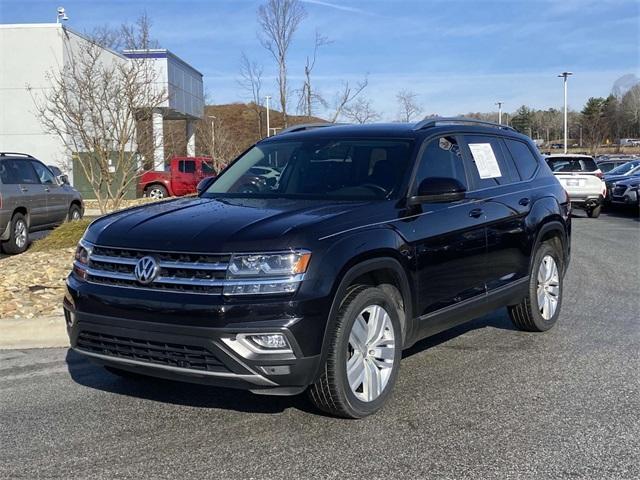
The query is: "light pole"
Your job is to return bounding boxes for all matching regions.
[495,101,503,124]
[208,115,216,159]
[56,6,68,23]
[558,72,573,153]
[265,95,271,138]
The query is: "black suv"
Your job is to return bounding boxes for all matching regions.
[65,118,571,418]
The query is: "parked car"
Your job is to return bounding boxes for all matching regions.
[0,152,84,254]
[65,119,571,418]
[609,176,640,208]
[604,162,640,202]
[138,156,215,199]
[545,154,606,218]
[597,158,633,173]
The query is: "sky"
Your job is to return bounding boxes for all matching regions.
[1,0,639,119]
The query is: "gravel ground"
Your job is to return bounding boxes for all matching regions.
[0,209,638,480]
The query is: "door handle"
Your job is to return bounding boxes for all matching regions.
[468,208,483,218]
[519,197,530,206]
[44,187,50,192]
[20,187,28,192]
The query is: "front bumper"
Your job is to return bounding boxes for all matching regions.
[611,190,639,206]
[64,274,330,395]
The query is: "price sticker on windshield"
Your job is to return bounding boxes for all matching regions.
[468,143,502,179]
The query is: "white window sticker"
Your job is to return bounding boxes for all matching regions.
[468,143,502,179]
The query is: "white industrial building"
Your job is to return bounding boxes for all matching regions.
[0,23,204,186]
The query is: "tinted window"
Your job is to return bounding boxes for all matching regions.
[31,161,56,185]
[206,139,412,200]
[0,161,13,184]
[413,136,467,191]
[202,162,214,174]
[3,160,39,184]
[504,139,539,180]
[462,135,519,189]
[608,161,640,175]
[546,156,598,173]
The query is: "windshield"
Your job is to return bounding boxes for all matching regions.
[205,139,413,200]
[608,161,640,175]
[546,157,598,173]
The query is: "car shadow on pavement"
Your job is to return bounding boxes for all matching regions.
[65,349,316,415]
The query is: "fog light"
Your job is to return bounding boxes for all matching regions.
[248,334,289,350]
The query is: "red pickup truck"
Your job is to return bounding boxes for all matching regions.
[138,156,216,199]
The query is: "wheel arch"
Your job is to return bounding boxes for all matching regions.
[144,181,172,196]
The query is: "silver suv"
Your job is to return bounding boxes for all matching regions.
[0,153,84,254]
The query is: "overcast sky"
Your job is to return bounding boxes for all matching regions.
[2,0,638,119]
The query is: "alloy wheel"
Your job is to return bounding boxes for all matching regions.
[346,304,396,402]
[14,220,27,249]
[149,188,164,199]
[537,255,560,320]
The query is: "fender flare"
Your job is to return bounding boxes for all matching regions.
[530,219,569,273]
[310,256,413,383]
[143,181,173,196]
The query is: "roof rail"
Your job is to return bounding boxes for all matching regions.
[413,117,516,132]
[0,152,34,158]
[277,123,346,135]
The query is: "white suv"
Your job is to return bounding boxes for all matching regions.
[545,154,606,218]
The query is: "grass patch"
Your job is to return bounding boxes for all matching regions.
[30,219,92,252]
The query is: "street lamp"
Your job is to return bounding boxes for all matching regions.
[265,95,271,138]
[558,72,573,153]
[208,115,216,159]
[495,101,503,124]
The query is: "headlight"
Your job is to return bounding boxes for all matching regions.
[72,239,92,280]
[224,251,311,296]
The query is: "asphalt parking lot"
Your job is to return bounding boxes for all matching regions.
[1,209,638,479]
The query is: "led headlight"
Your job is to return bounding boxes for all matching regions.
[73,239,92,279]
[224,251,311,296]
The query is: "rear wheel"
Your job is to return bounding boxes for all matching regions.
[146,185,168,199]
[308,286,402,418]
[509,242,563,332]
[1,213,29,254]
[587,205,601,218]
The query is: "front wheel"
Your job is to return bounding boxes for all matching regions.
[68,204,82,222]
[509,242,563,332]
[308,286,402,418]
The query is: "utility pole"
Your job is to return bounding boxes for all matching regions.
[495,101,503,124]
[265,95,271,138]
[208,115,216,159]
[558,72,573,153]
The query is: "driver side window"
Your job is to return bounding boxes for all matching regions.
[31,161,56,185]
[413,136,467,194]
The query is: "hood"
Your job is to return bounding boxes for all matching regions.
[85,196,384,252]
[615,176,640,187]
[605,173,640,183]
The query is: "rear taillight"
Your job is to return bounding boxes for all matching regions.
[596,172,604,179]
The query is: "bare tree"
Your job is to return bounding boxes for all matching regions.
[29,39,167,213]
[297,31,330,118]
[239,52,265,137]
[91,12,159,51]
[258,0,306,127]
[396,89,422,122]
[342,97,380,124]
[196,116,243,172]
[329,78,368,123]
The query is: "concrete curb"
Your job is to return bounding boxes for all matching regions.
[0,315,69,349]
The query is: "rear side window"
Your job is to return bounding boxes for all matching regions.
[461,135,519,189]
[2,160,39,184]
[179,160,196,173]
[0,161,12,184]
[546,157,598,173]
[504,139,539,180]
[413,136,468,192]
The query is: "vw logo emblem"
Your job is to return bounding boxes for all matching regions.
[134,256,159,285]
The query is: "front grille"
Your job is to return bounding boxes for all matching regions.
[77,331,228,372]
[86,246,230,294]
[613,185,627,196]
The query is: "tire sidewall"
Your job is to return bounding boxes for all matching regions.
[68,205,82,221]
[528,243,564,331]
[332,287,403,418]
[6,214,29,254]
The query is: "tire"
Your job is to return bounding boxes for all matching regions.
[587,205,601,218]
[145,185,168,199]
[1,213,29,255]
[308,286,402,418]
[509,242,563,332]
[67,204,82,222]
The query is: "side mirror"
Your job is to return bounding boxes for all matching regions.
[56,174,69,185]
[408,177,466,205]
[196,176,216,196]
